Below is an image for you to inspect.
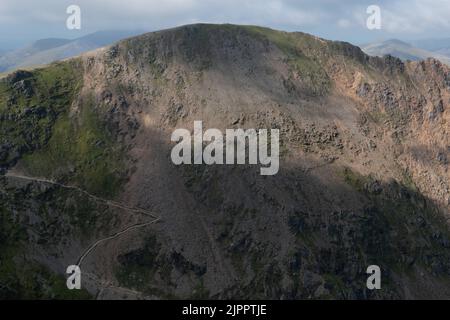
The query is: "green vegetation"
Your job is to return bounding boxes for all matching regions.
[0,52,127,299]
[116,234,210,299]
[0,60,82,112]
[341,167,373,192]
[0,60,83,169]
[0,260,92,300]
[115,235,176,298]
[177,25,213,70]
[367,110,389,125]
[244,26,331,96]
[341,167,450,273]
[278,167,450,299]
[0,60,125,199]
[22,94,126,198]
[0,207,91,299]
[190,280,210,300]
[116,235,162,287]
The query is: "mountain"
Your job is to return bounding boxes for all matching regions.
[0,38,72,71]
[0,30,144,72]
[1,24,450,299]
[411,38,450,56]
[361,39,450,65]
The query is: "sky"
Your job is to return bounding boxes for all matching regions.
[1,0,450,50]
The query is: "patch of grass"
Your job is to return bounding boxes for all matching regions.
[0,80,9,112]
[323,273,347,297]
[400,169,418,192]
[115,235,182,299]
[59,189,100,237]
[0,207,27,260]
[21,94,126,199]
[0,60,83,169]
[0,259,92,300]
[0,59,126,199]
[0,207,91,299]
[178,25,213,70]
[190,280,210,300]
[340,167,450,275]
[368,110,388,124]
[115,235,162,291]
[244,26,331,96]
[340,167,372,192]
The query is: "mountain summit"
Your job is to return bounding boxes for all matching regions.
[1,24,449,299]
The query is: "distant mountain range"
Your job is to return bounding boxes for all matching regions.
[361,39,450,65]
[0,30,144,72]
[410,38,450,56]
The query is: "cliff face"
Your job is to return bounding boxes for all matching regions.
[0,24,449,299]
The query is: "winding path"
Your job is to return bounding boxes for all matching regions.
[3,172,159,219]
[76,218,160,266]
[1,172,161,275]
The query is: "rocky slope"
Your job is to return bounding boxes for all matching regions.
[0,24,449,299]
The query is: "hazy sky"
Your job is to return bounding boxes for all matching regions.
[1,0,450,49]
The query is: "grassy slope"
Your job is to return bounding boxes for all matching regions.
[0,59,125,299]
[0,59,125,198]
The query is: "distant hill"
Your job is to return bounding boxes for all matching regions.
[361,39,450,65]
[0,30,144,72]
[411,38,450,57]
